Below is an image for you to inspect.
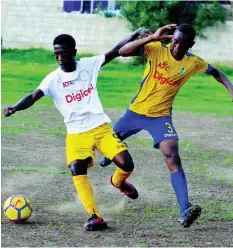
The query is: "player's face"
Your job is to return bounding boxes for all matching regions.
[170,30,194,60]
[54,44,76,68]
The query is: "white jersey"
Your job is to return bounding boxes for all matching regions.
[37,55,111,134]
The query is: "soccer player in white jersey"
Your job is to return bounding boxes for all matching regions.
[3,30,161,231]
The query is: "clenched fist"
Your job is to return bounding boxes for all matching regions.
[4,107,16,117]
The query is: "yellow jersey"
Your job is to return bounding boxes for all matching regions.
[129,42,209,117]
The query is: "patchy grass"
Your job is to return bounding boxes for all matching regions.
[201,201,233,221]
[2,48,233,116]
[8,167,69,175]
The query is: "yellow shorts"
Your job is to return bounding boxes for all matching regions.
[66,123,127,167]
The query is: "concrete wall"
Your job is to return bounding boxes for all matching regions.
[2,0,233,62]
[1,0,131,54]
[190,21,233,63]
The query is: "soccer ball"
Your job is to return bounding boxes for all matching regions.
[3,194,32,224]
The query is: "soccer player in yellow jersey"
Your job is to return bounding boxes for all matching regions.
[100,23,233,227]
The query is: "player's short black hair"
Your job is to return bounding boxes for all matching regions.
[53,34,76,48]
[177,23,196,41]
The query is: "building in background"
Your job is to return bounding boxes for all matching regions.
[2,0,233,62]
[63,0,118,14]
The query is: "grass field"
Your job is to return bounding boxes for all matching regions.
[1,49,233,247]
[2,48,233,116]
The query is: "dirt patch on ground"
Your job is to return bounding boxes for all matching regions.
[1,109,233,247]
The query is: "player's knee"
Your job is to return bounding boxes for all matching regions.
[70,158,91,176]
[119,161,134,172]
[171,153,181,165]
[163,150,181,166]
[113,150,134,172]
[116,155,134,172]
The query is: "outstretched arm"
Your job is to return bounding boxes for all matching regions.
[102,27,153,66]
[206,65,233,102]
[4,89,44,117]
[119,24,177,57]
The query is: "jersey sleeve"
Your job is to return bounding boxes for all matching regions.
[205,63,214,74]
[143,41,160,60]
[193,56,209,74]
[94,54,105,72]
[37,74,52,97]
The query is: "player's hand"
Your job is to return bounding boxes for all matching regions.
[150,24,177,41]
[4,107,16,117]
[136,27,153,37]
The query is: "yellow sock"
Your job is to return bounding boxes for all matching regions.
[73,175,101,218]
[112,167,131,187]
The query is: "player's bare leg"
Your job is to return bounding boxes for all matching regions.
[70,158,107,231]
[111,150,138,199]
[159,139,201,227]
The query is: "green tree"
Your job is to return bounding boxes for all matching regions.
[119,1,226,38]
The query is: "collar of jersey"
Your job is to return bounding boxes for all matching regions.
[57,61,80,82]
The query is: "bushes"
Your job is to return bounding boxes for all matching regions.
[119,1,226,37]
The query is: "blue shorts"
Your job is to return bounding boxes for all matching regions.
[113,109,179,148]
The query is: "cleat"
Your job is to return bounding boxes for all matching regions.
[100,156,112,167]
[110,176,138,199]
[84,214,107,231]
[180,204,201,228]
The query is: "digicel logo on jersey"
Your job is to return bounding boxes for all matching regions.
[153,71,180,87]
[65,84,94,103]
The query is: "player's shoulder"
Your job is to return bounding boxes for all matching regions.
[79,56,94,66]
[146,41,163,49]
[185,51,207,65]
[185,52,209,73]
[79,55,105,70]
[185,51,204,61]
[144,41,164,56]
[161,42,170,49]
[80,56,94,62]
[80,55,104,63]
[42,69,59,84]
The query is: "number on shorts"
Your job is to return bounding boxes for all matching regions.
[165,122,174,133]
